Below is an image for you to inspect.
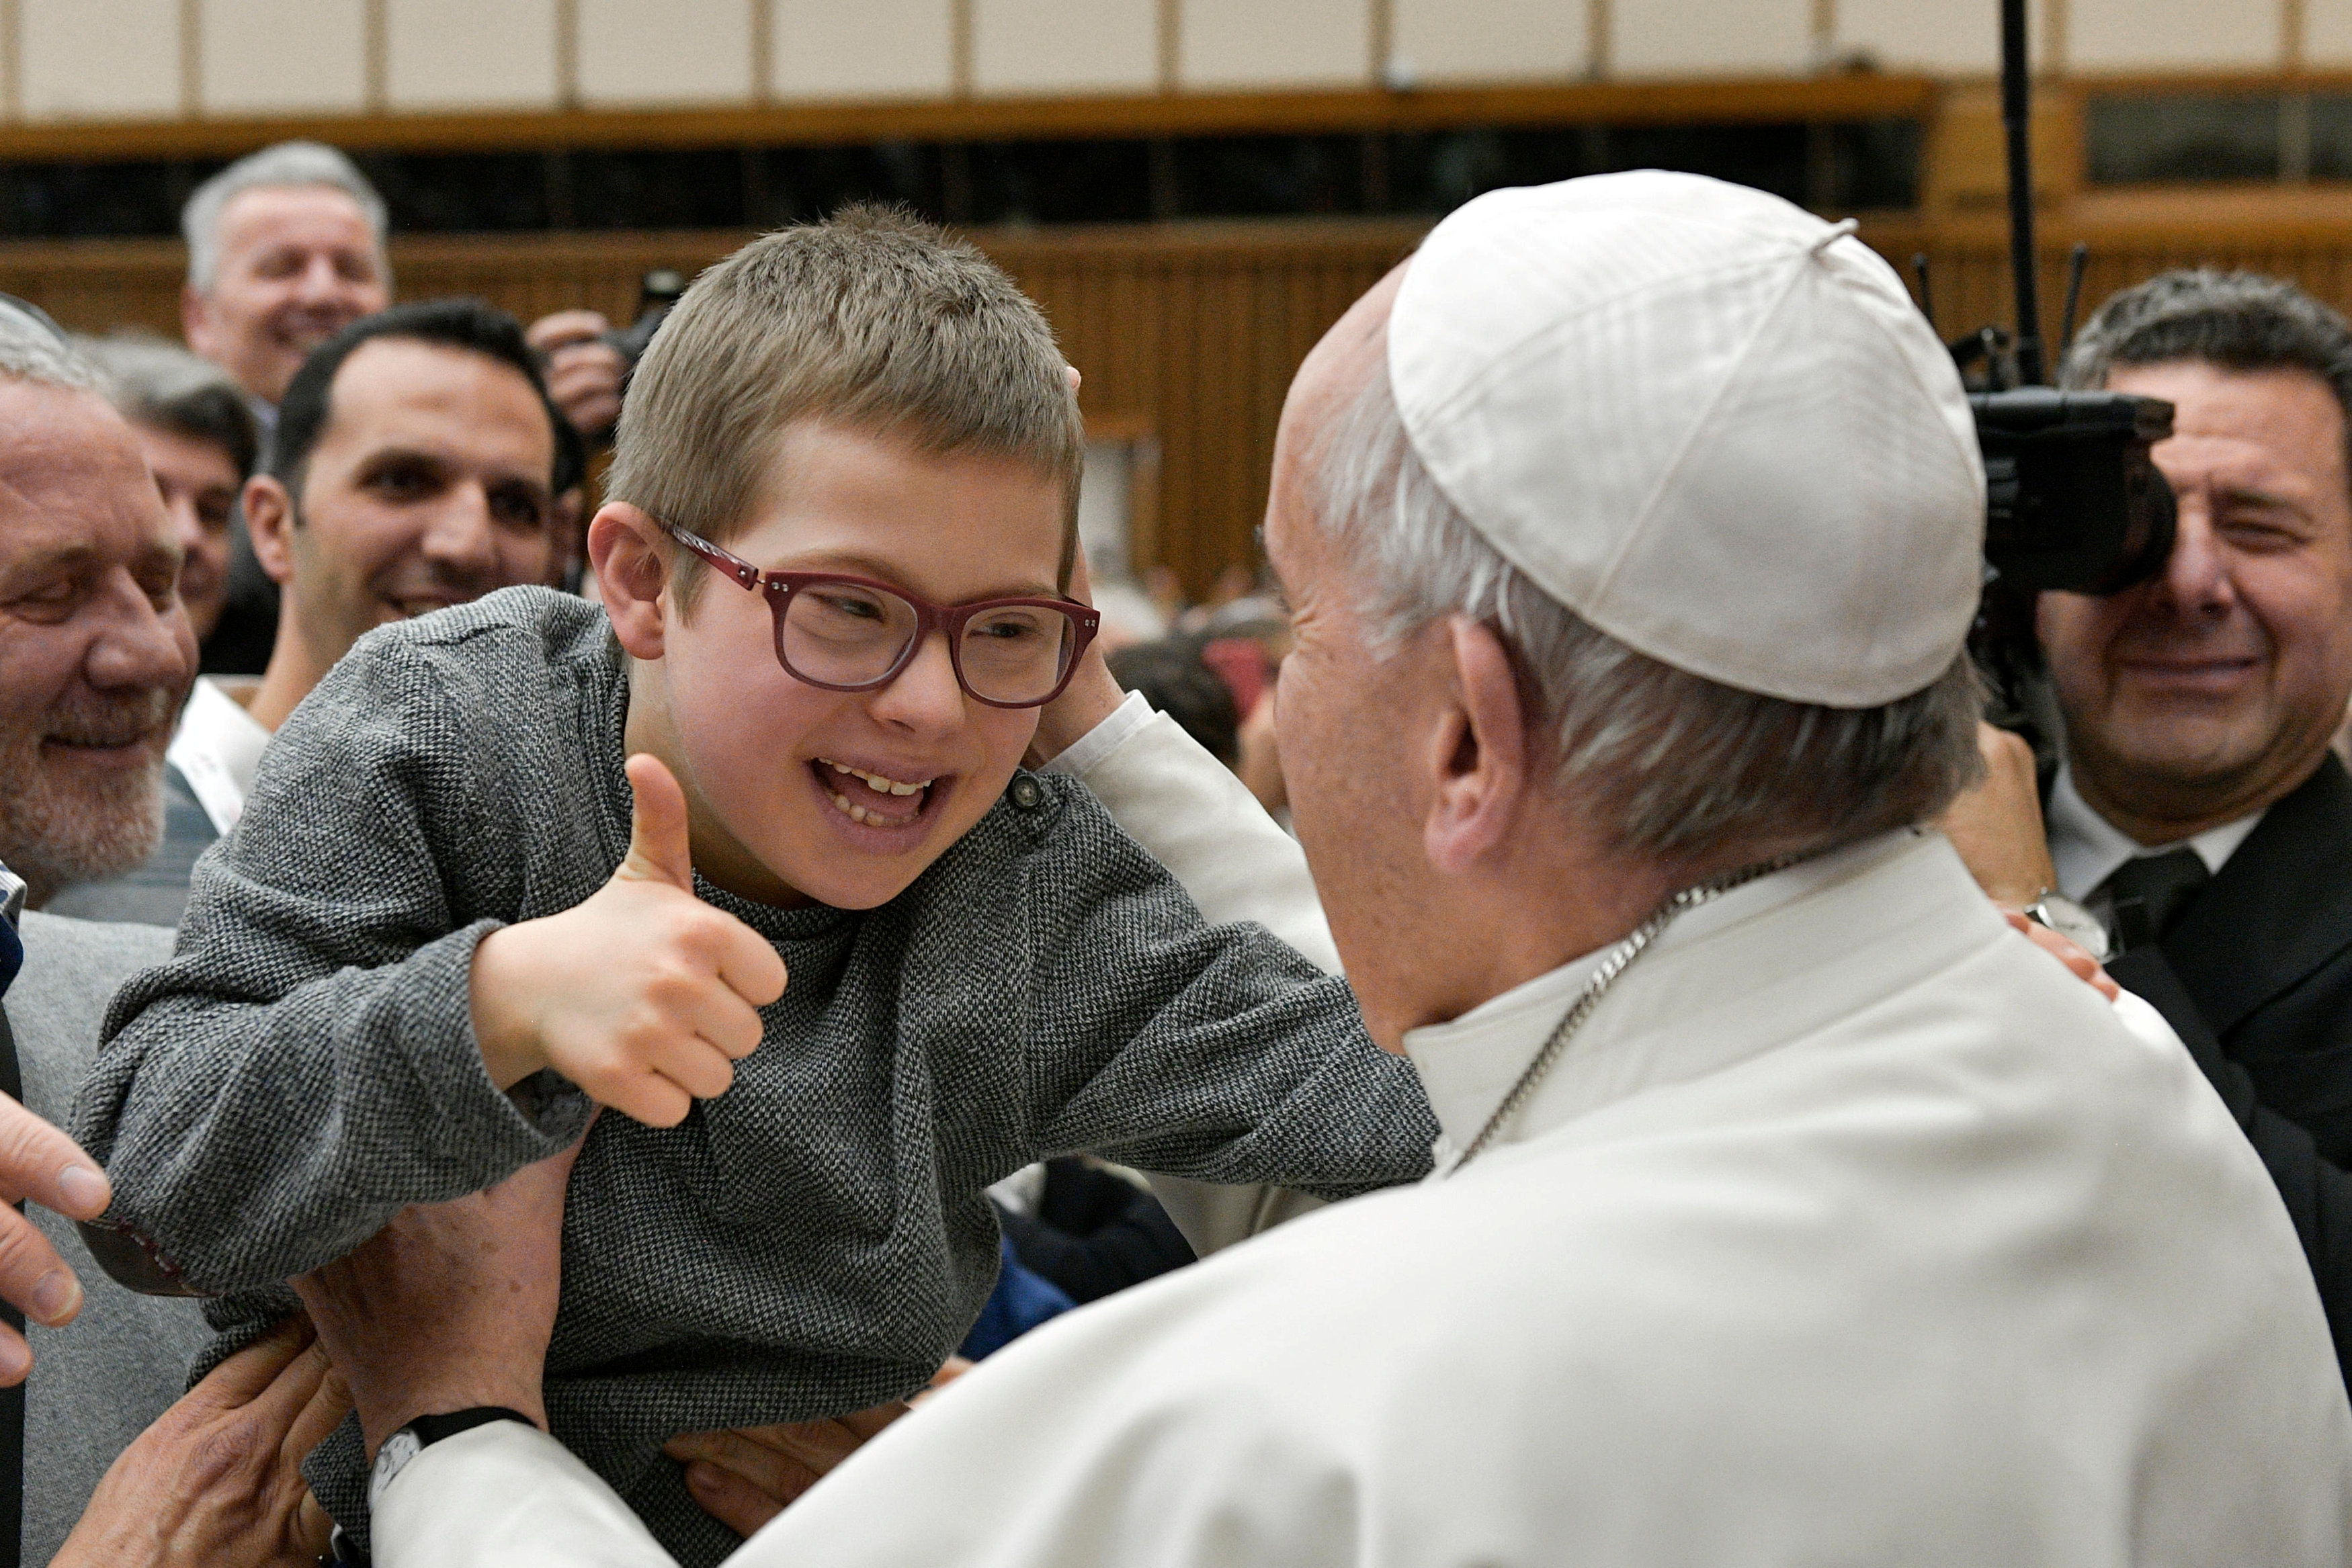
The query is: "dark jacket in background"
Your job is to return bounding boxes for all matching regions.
[2106,752,2352,1384]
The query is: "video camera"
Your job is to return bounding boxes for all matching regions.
[1932,0,2178,722]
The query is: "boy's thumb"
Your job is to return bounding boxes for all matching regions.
[620,753,696,891]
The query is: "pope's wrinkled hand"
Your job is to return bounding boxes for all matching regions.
[291,1132,587,1459]
[468,752,788,1127]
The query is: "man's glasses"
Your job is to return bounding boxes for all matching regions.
[665,523,1101,709]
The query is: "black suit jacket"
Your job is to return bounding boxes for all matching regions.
[2104,752,2352,1383]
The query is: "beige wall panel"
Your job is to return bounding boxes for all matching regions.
[1181,0,1372,89]
[2304,0,2352,66]
[1835,0,1997,72]
[21,0,180,120]
[974,0,1156,95]
[1611,0,1810,77]
[1391,0,1586,82]
[577,0,754,106]
[773,0,954,99]
[388,0,560,110]
[2068,0,2279,70]
[203,0,368,114]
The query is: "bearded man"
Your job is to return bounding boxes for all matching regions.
[0,326,194,910]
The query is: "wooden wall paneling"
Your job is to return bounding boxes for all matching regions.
[0,75,1938,161]
[76,219,2352,601]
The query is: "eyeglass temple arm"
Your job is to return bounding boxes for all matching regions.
[663,522,763,590]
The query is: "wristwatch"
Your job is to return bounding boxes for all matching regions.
[368,1407,538,1513]
[2021,891,2113,963]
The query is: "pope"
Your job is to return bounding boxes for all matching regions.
[316,172,2352,1567]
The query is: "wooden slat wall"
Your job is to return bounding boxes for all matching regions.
[14,212,2352,596]
[0,222,1421,597]
[1863,212,2352,364]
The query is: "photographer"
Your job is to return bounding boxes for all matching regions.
[523,271,684,447]
[2022,269,2352,1379]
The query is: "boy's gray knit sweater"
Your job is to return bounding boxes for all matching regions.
[71,589,1437,1565]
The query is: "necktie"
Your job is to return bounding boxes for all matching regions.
[2092,846,2211,954]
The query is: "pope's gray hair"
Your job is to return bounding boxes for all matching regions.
[182,142,388,294]
[1308,355,1984,863]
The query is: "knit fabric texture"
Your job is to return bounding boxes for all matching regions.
[72,588,1437,1564]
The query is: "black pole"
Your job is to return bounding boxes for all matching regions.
[2002,0,2044,384]
[2058,241,2089,357]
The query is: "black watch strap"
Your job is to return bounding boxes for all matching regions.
[407,1407,536,1446]
[368,1405,538,1521]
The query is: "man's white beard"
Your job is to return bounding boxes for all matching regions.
[0,693,172,907]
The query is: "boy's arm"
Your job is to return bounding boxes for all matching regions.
[1043,691,1341,1250]
[1017,778,1433,1200]
[71,640,593,1295]
[1043,691,1340,974]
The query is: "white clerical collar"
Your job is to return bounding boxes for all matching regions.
[1402,830,1925,1166]
[167,676,272,836]
[2046,765,2263,902]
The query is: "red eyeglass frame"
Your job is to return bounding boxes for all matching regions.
[664,523,1101,710]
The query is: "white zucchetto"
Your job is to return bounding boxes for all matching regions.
[1388,170,1985,708]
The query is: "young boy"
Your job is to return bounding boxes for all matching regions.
[73,210,1435,1562]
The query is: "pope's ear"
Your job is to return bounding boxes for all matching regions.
[591,503,671,660]
[1425,617,1532,875]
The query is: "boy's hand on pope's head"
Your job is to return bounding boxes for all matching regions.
[467,753,790,1127]
[1024,543,1126,768]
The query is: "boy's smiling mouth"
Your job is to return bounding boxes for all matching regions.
[813,756,939,828]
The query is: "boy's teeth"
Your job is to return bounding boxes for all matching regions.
[821,759,933,796]
[824,784,915,826]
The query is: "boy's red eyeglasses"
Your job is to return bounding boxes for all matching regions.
[665,523,1101,709]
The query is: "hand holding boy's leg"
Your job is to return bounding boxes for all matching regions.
[468,754,788,1127]
[52,1317,349,1568]
[661,1359,969,1537]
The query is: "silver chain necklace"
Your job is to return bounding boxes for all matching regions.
[1445,853,1808,1174]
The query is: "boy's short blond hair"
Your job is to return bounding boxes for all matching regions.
[606,206,1085,608]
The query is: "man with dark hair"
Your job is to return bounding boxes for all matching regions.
[1105,640,1241,767]
[2033,268,2352,1376]
[75,337,260,652]
[91,298,581,926]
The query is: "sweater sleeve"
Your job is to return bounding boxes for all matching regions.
[1048,697,1341,974]
[1015,783,1434,1199]
[70,635,593,1295]
[1054,702,1341,1252]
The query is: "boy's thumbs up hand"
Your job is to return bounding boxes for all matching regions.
[618,752,699,891]
[468,753,790,1128]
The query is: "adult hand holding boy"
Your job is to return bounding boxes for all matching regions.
[469,754,788,1127]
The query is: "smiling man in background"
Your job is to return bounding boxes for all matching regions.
[2031,271,2352,1377]
[181,142,390,424]
[0,324,193,914]
[106,298,580,924]
[42,336,262,924]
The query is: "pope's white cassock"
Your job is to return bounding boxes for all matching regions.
[379,817,2352,1566]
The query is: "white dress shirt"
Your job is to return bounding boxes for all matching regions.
[2046,765,2263,902]
[165,677,272,837]
[378,826,2352,1568]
